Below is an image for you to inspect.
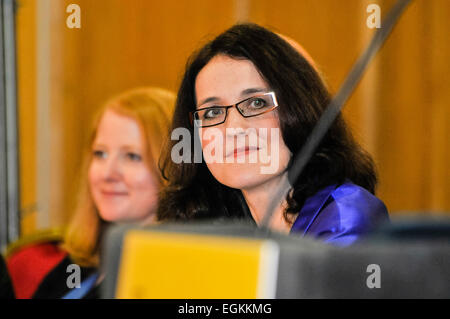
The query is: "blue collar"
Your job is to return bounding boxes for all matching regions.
[290,184,338,235]
[62,273,99,299]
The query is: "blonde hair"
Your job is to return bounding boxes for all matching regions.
[63,87,175,267]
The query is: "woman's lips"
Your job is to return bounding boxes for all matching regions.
[227,146,260,158]
[100,190,128,196]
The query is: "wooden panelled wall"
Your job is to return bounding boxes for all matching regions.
[16,0,450,235]
[16,0,37,235]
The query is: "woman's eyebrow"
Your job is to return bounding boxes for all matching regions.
[198,88,268,106]
[198,96,220,107]
[121,145,142,152]
[240,87,269,97]
[91,143,106,150]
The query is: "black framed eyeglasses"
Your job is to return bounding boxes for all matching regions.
[189,91,279,128]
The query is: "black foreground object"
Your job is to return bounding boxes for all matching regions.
[101,217,450,299]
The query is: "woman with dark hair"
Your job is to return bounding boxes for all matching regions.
[158,23,389,246]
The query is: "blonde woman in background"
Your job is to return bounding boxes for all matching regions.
[6,87,175,299]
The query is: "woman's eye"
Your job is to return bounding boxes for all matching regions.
[203,108,224,119]
[126,152,142,161]
[93,150,107,159]
[249,98,267,108]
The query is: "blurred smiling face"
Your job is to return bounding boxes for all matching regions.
[88,109,158,223]
[194,54,292,190]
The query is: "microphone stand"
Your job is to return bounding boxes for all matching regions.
[259,0,414,233]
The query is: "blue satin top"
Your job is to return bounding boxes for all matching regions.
[290,182,389,246]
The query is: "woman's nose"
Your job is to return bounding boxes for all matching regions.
[224,106,248,130]
[102,156,122,181]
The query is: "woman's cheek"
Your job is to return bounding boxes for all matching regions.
[87,161,100,191]
[128,165,156,191]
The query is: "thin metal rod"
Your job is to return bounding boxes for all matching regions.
[260,0,413,231]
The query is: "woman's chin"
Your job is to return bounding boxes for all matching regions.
[213,169,271,190]
[98,211,122,223]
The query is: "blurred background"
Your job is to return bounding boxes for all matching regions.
[3,0,449,244]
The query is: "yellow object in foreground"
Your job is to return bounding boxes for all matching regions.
[116,230,280,299]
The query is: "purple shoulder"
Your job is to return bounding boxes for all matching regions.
[291,182,389,246]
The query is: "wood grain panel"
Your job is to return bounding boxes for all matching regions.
[248,0,450,214]
[16,0,37,235]
[46,0,237,226]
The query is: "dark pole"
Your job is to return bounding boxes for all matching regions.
[260,0,414,231]
[0,0,19,250]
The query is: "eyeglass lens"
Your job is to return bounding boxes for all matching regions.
[194,93,276,127]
